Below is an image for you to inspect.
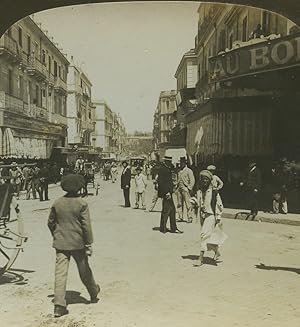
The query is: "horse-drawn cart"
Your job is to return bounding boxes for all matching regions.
[0,183,28,275]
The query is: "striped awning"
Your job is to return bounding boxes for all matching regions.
[187,110,273,157]
[0,127,49,159]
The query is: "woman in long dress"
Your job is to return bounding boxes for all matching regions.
[196,169,227,266]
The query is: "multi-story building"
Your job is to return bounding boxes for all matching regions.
[184,3,300,211]
[152,90,177,157]
[93,100,126,159]
[0,16,69,159]
[66,59,95,152]
[186,3,300,164]
[172,49,198,146]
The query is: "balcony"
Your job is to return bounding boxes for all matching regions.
[27,56,48,81]
[0,34,20,64]
[0,92,48,122]
[54,77,67,94]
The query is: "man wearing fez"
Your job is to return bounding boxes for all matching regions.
[48,174,100,318]
[157,155,183,234]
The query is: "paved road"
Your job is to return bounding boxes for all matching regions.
[1,178,300,327]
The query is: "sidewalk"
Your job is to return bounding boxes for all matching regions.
[223,207,300,226]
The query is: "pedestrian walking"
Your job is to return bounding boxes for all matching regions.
[134,167,147,209]
[148,174,159,212]
[111,162,118,183]
[196,170,227,266]
[157,156,183,234]
[39,163,50,201]
[9,162,23,199]
[24,165,34,200]
[240,161,262,220]
[121,161,131,207]
[176,157,195,223]
[48,174,100,318]
[207,165,224,191]
[32,164,41,200]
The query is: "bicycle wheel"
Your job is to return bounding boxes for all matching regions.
[0,209,25,276]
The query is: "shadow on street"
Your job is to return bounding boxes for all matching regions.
[0,268,35,285]
[48,290,90,305]
[255,263,300,274]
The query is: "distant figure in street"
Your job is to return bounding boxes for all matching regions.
[134,166,147,210]
[48,174,100,318]
[23,165,34,200]
[121,161,131,207]
[9,162,23,200]
[32,164,41,200]
[111,162,118,183]
[176,157,195,223]
[240,161,262,220]
[196,170,227,266]
[39,163,50,201]
[207,165,224,191]
[157,156,183,234]
[75,156,84,173]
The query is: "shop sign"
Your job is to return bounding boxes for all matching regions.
[209,35,300,82]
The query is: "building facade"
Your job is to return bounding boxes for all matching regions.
[66,60,95,151]
[152,90,177,157]
[0,16,69,159]
[93,100,126,159]
[172,49,198,146]
[183,3,300,211]
[186,3,300,164]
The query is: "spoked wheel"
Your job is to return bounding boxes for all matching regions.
[0,210,26,276]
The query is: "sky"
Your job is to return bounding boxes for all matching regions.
[34,2,200,133]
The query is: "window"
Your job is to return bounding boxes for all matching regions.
[19,76,24,99]
[18,27,23,47]
[48,55,51,73]
[242,16,248,42]
[54,61,58,77]
[59,66,61,78]
[34,43,39,59]
[229,32,234,49]
[27,36,31,54]
[8,69,13,96]
[42,50,46,64]
[262,11,271,35]
[28,81,33,103]
[35,85,40,106]
[218,29,226,51]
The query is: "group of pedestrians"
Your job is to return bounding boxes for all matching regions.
[119,155,227,266]
[0,161,50,201]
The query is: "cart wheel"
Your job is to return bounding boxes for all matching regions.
[0,210,26,276]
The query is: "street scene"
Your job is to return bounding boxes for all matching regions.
[0,1,300,326]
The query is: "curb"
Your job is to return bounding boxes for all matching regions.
[223,211,300,226]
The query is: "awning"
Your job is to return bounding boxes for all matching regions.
[0,127,49,159]
[186,110,273,157]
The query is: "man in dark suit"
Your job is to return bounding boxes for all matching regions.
[39,163,50,201]
[157,156,183,234]
[240,161,262,220]
[48,174,100,318]
[121,161,131,207]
